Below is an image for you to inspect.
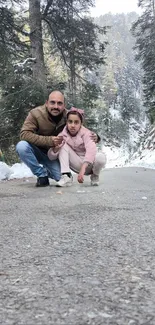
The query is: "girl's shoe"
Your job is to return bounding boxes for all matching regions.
[90,174,99,186]
[56,174,73,187]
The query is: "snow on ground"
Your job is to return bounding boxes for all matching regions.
[126,148,155,169]
[0,146,155,181]
[103,145,130,168]
[0,162,33,181]
[104,145,155,169]
[9,163,33,179]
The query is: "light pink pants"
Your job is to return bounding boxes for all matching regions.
[58,143,106,175]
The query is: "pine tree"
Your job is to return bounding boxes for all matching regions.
[0,0,107,153]
[132,0,155,123]
[42,0,106,102]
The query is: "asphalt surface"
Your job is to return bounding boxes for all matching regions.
[0,167,155,325]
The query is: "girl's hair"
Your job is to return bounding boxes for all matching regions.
[67,107,84,122]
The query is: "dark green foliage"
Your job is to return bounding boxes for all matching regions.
[95,13,142,125]
[132,0,155,123]
[0,75,45,150]
[0,4,29,85]
[0,2,30,152]
[44,9,105,70]
[42,0,107,103]
[69,82,101,131]
[0,0,105,153]
[115,67,141,121]
[0,64,68,150]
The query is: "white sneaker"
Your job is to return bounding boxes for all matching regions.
[56,174,73,187]
[90,174,99,186]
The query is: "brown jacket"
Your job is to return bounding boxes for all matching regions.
[20,104,67,148]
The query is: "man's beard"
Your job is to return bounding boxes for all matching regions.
[48,111,63,124]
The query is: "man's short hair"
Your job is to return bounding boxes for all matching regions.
[47,90,66,103]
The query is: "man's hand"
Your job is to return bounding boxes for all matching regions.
[52,136,63,147]
[90,132,100,143]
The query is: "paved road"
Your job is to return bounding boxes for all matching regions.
[0,167,155,325]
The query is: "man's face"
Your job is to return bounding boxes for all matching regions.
[46,92,65,116]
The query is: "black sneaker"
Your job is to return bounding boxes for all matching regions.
[36,176,49,187]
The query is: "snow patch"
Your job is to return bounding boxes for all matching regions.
[9,163,33,179]
[103,145,129,168]
[127,148,155,169]
[109,107,121,119]
[0,162,13,180]
[0,162,33,180]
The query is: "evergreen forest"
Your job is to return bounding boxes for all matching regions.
[0,0,155,162]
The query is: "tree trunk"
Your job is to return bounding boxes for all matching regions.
[69,43,76,104]
[29,0,47,89]
[67,0,76,104]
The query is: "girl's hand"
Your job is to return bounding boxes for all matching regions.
[53,146,60,153]
[77,163,87,183]
[77,171,84,183]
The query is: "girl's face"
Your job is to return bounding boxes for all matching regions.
[67,113,82,136]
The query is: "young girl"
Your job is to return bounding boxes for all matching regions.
[48,107,106,187]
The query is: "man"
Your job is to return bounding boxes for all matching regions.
[0,149,5,161]
[16,90,98,187]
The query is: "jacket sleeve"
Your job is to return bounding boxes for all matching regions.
[20,111,55,148]
[47,148,59,161]
[83,131,97,164]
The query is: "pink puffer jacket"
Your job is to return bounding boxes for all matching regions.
[48,125,97,164]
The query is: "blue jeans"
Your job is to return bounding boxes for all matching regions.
[16,141,61,181]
